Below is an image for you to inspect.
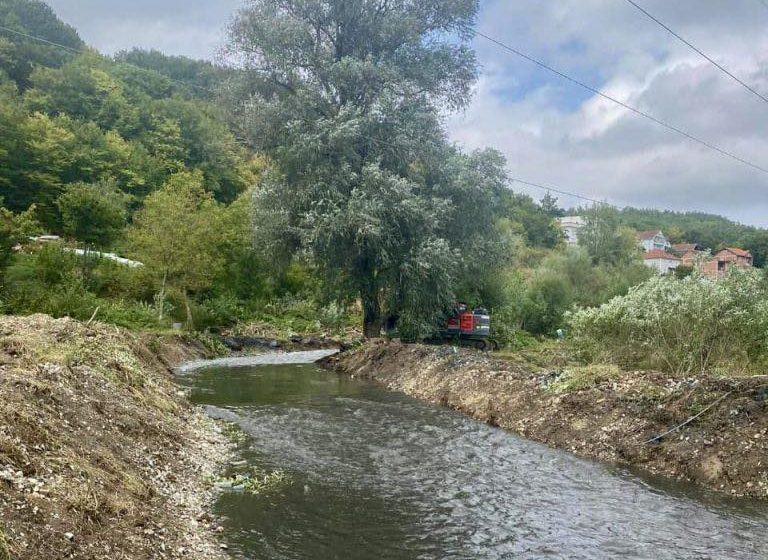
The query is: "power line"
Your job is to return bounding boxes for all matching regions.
[369,136,616,207]
[0,23,216,94]
[510,178,618,208]
[0,23,82,55]
[624,0,768,105]
[465,26,768,176]
[0,21,712,211]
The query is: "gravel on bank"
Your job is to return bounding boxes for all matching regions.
[0,314,234,560]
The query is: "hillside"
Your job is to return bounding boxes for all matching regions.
[0,0,257,233]
[618,207,768,267]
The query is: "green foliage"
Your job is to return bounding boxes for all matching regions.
[516,248,653,335]
[191,294,249,331]
[127,171,225,325]
[114,48,229,100]
[229,0,499,337]
[1,245,164,329]
[57,181,127,247]
[579,205,640,265]
[0,199,39,269]
[500,191,563,248]
[548,364,621,393]
[0,3,255,229]
[568,270,768,375]
[0,0,82,89]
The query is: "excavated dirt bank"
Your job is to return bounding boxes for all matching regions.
[328,340,768,499]
[0,314,234,560]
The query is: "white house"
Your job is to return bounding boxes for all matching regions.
[557,216,586,246]
[643,249,681,274]
[636,230,671,253]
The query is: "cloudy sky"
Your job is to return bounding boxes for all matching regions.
[46,0,768,226]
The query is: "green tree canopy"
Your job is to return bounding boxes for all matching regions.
[0,198,39,270]
[57,181,127,248]
[126,170,225,326]
[0,0,82,89]
[579,205,641,265]
[228,0,498,337]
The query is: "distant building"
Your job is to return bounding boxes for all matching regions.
[671,243,704,266]
[636,230,671,253]
[698,247,753,278]
[715,247,753,268]
[643,249,681,275]
[557,216,586,246]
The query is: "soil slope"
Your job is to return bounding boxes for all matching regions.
[0,314,232,560]
[329,341,768,499]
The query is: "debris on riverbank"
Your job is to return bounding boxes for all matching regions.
[327,340,768,499]
[0,314,234,560]
[222,321,362,352]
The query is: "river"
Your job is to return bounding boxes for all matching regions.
[178,352,768,559]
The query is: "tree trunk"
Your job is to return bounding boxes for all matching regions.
[183,289,194,330]
[157,271,167,321]
[362,288,382,339]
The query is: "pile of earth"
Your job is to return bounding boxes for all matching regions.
[0,314,232,560]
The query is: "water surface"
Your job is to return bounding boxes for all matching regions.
[180,359,768,559]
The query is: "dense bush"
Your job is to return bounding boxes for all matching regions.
[500,248,653,336]
[568,270,768,374]
[1,246,165,329]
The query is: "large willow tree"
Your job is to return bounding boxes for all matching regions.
[227,0,506,337]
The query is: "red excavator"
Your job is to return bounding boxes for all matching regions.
[438,303,499,351]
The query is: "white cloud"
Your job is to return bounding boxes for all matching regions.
[44,0,768,225]
[46,0,245,59]
[448,0,768,226]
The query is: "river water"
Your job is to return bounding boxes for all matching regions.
[179,353,768,559]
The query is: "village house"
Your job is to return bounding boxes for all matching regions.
[671,242,704,265]
[700,248,754,278]
[636,230,671,253]
[556,216,586,246]
[643,248,681,275]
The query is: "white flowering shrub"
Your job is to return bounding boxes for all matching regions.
[567,269,768,375]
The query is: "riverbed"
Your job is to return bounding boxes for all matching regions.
[179,353,768,559]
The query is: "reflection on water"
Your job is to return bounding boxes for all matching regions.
[181,362,768,560]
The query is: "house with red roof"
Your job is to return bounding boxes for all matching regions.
[671,243,704,266]
[643,249,681,275]
[699,248,754,277]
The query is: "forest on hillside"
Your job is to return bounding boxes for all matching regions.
[1,0,767,346]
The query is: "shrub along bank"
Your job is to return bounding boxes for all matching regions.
[568,269,768,375]
[328,341,768,498]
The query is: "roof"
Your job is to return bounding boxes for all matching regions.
[717,247,752,258]
[672,243,700,253]
[643,249,681,261]
[557,216,586,227]
[636,229,664,240]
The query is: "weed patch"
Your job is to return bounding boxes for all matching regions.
[549,365,622,393]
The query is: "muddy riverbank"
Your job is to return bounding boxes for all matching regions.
[0,314,234,560]
[327,340,768,499]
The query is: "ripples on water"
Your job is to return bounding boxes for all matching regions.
[180,360,768,560]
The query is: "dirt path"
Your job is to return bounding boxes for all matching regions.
[0,314,234,560]
[327,340,768,499]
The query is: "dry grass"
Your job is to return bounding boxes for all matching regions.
[548,364,622,393]
[0,314,231,559]
[0,530,9,560]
